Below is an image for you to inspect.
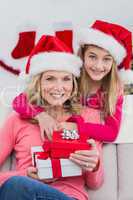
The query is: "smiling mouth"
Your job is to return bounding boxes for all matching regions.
[50,93,65,99]
[91,69,105,74]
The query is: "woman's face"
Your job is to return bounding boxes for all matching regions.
[41,70,73,106]
[84,45,114,82]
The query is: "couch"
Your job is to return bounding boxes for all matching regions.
[0,95,133,200]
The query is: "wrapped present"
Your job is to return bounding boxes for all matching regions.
[31,146,81,179]
[31,130,90,179]
[43,130,91,158]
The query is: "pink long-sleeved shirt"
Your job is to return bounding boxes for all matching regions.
[0,110,104,200]
[13,91,123,142]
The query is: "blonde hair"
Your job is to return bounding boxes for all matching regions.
[25,72,81,121]
[78,45,122,117]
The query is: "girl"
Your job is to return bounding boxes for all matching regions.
[0,35,103,200]
[12,20,132,142]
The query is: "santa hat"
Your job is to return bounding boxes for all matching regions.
[21,34,82,80]
[74,20,132,70]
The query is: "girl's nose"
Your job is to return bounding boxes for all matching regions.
[95,60,103,70]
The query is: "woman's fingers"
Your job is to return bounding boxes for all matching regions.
[27,167,39,179]
[70,152,98,163]
[69,139,99,171]
[69,156,96,171]
[74,149,99,156]
[87,139,97,148]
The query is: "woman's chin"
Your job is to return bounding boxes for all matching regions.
[47,101,65,107]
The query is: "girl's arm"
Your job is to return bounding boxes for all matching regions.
[12,93,58,140]
[0,114,27,186]
[68,95,123,142]
[12,93,44,119]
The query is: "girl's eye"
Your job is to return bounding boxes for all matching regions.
[104,57,112,62]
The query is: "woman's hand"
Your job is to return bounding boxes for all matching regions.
[27,166,58,183]
[36,112,58,141]
[27,166,39,180]
[69,139,100,172]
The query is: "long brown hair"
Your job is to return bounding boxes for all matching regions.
[25,72,81,121]
[78,45,122,117]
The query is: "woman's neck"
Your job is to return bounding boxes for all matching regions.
[46,106,69,122]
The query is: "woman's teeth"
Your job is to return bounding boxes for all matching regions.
[51,93,64,98]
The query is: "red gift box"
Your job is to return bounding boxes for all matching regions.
[43,131,91,158]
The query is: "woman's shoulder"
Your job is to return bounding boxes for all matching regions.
[5,111,29,126]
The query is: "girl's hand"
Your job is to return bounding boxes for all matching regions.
[36,112,58,141]
[69,139,100,172]
[57,122,78,132]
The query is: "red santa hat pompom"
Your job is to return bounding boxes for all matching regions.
[19,34,82,86]
[74,20,132,70]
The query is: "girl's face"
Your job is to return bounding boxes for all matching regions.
[84,46,114,82]
[41,70,73,106]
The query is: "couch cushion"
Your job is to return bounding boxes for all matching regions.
[114,95,133,143]
[89,144,118,200]
[117,144,133,200]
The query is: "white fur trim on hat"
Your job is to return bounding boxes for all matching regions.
[74,28,126,65]
[29,52,82,77]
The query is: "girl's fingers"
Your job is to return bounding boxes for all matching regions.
[40,131,45,141]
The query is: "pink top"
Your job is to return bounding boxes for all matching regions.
[0,111,104,200]
[13,91,123,142]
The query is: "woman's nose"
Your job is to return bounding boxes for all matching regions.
[54,81,64,90]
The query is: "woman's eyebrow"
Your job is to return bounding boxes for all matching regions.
[44,75,54,78]
[88,52,96,55]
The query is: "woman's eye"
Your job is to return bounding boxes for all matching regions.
[63,77,72,81]
[45,77,54,81]
[89,55,96,59]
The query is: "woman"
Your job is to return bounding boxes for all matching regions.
[0,35,103,200]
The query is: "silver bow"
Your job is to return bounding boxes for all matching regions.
[62,129,79,140]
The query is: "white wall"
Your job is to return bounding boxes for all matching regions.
[0,0,132,106]
[0,0,132,30]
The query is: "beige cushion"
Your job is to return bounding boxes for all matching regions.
[89,144,118,200]
[114,95,133,143]
[117,144,133,200]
